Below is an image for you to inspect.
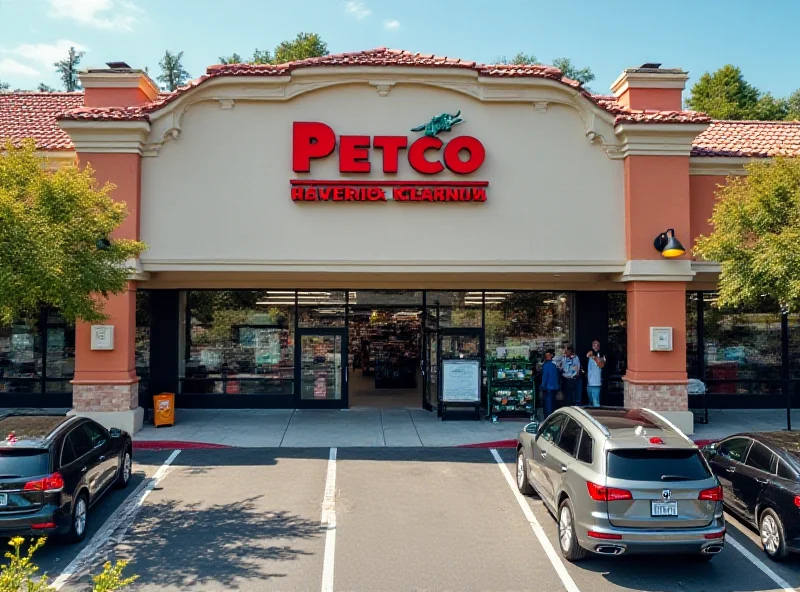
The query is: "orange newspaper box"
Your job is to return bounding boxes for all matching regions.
[153,393,175,427]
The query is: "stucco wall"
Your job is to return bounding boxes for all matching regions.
[689,174,728,256]
[140,83,624,271]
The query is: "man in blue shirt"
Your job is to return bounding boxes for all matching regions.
[560,345,582,406]
[540,350,559,417]
[586,340,606,407]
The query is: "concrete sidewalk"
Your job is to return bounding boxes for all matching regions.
[133,407,799,448]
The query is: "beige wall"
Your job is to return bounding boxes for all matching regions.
[140,82,624,274]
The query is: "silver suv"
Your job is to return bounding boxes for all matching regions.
[516,406,725,561]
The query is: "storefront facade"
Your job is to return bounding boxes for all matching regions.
[4,49,800,432]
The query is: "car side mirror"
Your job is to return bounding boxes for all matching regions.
[109,428,122,438]
[703,443,717,457]
[524,421,540,435]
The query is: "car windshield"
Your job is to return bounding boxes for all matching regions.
[0,450,49,478]
[607,449,711,482]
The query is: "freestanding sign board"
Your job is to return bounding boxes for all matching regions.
[441,359,481,403]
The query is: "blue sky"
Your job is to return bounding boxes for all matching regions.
[0,0,797,99]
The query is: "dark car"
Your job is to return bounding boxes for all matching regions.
[702,431,800,561]
[0,413,132,543]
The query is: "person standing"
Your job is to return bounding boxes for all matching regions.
[540,350,559,418]
[561,346,581,406]
[586,340,606,407]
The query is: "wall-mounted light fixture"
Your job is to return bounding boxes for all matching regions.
[653,229,685,258]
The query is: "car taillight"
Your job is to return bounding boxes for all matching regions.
[31,522,56,530]
[698,486,723,502]
[23,472,64,492]
[704,529,726,539]
[794,495,800,508]
[587,530,623,540]
[587,482,633,501]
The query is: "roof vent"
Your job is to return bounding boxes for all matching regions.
[105,61,132,69]
[639,62,662,69]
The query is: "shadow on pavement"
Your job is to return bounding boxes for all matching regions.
[116,496,321,589]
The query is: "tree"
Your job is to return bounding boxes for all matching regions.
[0,79,8,92]
[694,157,800,312]
[552,57,595,87]
[787,89,800,120]
[218,53,243,65]
[251,48,272,64]
[37,83,56,92]
[497,52,539,65]
[686,65,761,119]
[0,141,146,325]
[54,46,84,92]
[157,50,190,91]
[272,32,328,63]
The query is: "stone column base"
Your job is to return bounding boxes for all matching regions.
[71,382,144,434]
[623,380,694,435]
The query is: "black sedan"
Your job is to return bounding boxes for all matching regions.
[0,412,132,542]
[702,431,800,561]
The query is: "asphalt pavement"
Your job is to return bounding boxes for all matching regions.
[25,448,800,592]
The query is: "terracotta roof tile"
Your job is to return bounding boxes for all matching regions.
[692,121,800,157]
[0,92,83,150]
[57,48,707,124]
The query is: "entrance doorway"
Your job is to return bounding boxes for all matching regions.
[348,291,423,408]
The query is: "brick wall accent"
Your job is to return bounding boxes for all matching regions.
[623,381,688,412]
[72,383,138,413]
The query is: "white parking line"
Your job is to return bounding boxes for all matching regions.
[722,512,795,592]
[491,449,580,592]
[52,450,181,590]
[321,447,337,592]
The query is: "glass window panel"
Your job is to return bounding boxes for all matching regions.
[44,311,74,393]
[426,291,482,328]
[703,294,782,396]
[485,292,571,361]
[349,291,422,307]
[300,334,343,400]
[182,291,295,395]
[297,291,346,328]
[686,292,700,379]
[135,291,150,396]
[0,317,42,394]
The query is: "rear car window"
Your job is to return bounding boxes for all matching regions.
[576,431,593,464]
[776,460,796,480]
[556,419,582,456]
[0,450,49,478]
[745,442,775,473]
[607,449,711,482]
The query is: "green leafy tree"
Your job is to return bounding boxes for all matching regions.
[218,53,243,65]
[0,141,146,325]
[157,50,190,91]
[54,46,84,92]
[694,157,800,312]
[786,89,800,120]
[686,65,761,119]
[251,48,272,64]
[0,79,9,92]
[36,83,56,93]
[272,32,328,63]
[497,52,539,65]
[750,93,789,121]
[552,57,595,87]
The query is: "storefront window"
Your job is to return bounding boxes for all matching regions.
[426,291,482,328]
[703,294,782,396]
[0,318,42,394]
[485,292,571,361]
[136,291,150,396]
[43,311,74,393]
[606,293,627,400]
[297,291,346,328]
[686,292,700,379]
[182,291,295,395]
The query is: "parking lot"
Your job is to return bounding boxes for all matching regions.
[29,448,800,592]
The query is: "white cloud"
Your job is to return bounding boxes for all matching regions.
[0,58,40,78]
[383,19,400,30]
[10,40,87,68]
[47,0,143,31]
[345,1,370,19]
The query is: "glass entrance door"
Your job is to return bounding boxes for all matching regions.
[423,331,438,411]
[298,330,347,408]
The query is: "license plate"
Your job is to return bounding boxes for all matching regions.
[651,501,678,516]
[0,494,8,507]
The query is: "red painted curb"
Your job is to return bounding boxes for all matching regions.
[459,440,517,449]
[133,441,232,450]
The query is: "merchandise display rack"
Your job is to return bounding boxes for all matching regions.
[487,359,536,421]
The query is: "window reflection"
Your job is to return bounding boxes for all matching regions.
[426,291,482,328]
[182,291,295,395]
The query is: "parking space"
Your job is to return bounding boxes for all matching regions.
[39,447,800,592]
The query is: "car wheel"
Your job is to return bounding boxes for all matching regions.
[115,448,132,489]
[66,492,88,543]
[516,450,534,495]
[558,498,587,562]
[760,508,788,561]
